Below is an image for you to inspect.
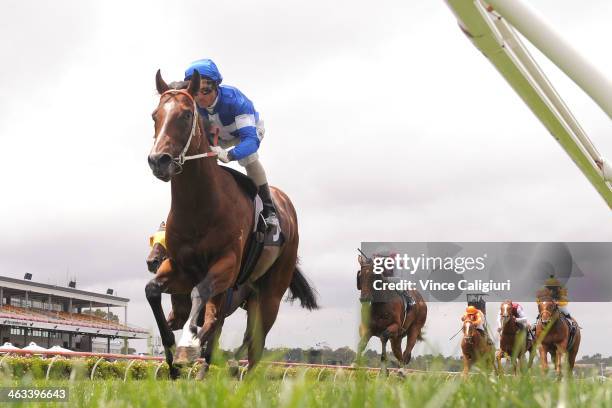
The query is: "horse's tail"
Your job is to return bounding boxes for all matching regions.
[287,260,319,310]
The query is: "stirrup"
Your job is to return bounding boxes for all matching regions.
[265,212,280,241]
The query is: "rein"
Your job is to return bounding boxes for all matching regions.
[159,89,219,168]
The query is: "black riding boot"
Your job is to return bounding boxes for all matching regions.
[258,183,280,236]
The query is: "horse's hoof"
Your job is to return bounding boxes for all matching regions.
[169,365,180,380]
[195,362,209,380]
[228,359,240,377]
[397,368,408,378]
[174,346,200,366]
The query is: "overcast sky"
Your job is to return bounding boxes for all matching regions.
[1,0,611,358]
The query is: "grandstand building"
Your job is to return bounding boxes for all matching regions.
[0,275,147,353]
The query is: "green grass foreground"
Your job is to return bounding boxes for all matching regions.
[1,368,611,408]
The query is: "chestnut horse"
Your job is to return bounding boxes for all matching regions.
[496,301,533,374]
[536,296,580,377]
[145,70,318,379]
[461,319,496,377]
[356,254,427,375]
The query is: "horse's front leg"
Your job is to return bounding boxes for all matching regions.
[175,254,237,365]
[495,349,504,376]
[196,298,226,380]
[555,344,567,378]
[144,260,188,379]
[402,325,421,368]
[539,345,549,375]
[390,337,403,369]
[356,329,371,367]
[380,337,389,376]
[462,354,470,379]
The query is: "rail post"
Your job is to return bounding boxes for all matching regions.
[282,366,292,381]
[154,361,165,380]
[90,357,105,380]
[0,352,12,377]
[123,359,137,382]
[45,355,60,380]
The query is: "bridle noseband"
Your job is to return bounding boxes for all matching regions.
[158,89,218,170]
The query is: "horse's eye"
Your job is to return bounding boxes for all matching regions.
[183,111,193,120]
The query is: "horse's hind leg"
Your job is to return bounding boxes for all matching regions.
[245,288,283,370]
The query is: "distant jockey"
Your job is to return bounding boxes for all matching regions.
[184,58,279,236]
[149,221,166,249]
[462,305,486,335]
[496,301,533,341]
[537,274,574,324]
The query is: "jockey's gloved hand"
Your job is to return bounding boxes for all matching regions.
[211,146,232,163]
[596,158,612,181]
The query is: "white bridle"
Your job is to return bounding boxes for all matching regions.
[158,89,217,167]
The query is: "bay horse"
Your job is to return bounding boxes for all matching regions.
[461,319,496,377]
[356,254,427,375]
[145,70,318,379]
[536,295,580,377]
[496,301,533,374]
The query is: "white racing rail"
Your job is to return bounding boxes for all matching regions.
[445,0,612,209]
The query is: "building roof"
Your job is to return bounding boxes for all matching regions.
[0,275,129,307]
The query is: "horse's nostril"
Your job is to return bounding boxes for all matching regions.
[158,154,172,167]
[148,153,173,170]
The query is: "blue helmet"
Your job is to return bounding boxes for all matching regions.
[184,59,223,84]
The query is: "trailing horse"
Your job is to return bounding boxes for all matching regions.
[356,254,427,376]
[145,70,318,379]
[535,295,580,378]
[496,300,534,375]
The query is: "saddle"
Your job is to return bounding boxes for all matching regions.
[562,315,578,350]
[218,166,283,288]
[397,291,415,331]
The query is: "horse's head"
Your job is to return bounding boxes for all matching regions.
[148,70,208,181]
[357,254,376,303]
[463,320,477,344]
[146,225,168,273]
[538,298,558,324]
[500,300,514,327]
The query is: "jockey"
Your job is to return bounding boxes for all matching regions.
[462,305,486,335]
[542,275,572,319]
[184,58,279,235]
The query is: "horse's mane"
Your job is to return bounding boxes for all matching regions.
[165,81,213,136]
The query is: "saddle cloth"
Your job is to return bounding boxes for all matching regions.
[218,166,283,287]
